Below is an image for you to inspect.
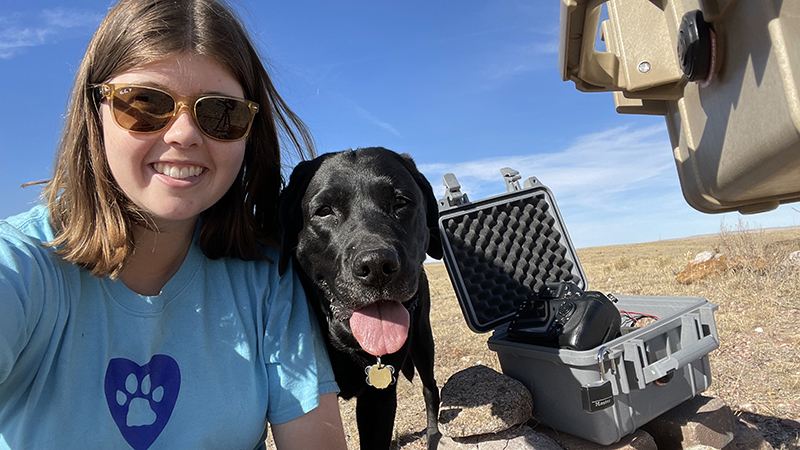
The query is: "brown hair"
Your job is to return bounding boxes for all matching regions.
[43,0,314,279]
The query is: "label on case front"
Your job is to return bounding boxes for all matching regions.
[581,380,614,413]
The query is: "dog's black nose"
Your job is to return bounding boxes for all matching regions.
[352,249,401,285]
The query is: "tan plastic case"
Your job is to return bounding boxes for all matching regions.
[559,0,800,214]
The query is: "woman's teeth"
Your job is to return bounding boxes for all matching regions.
[154,163,203,179]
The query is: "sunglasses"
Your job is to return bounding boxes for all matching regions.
[98,84,260,142]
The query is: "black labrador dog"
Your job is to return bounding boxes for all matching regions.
[278,147,443,450]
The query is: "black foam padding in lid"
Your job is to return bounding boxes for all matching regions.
[440,188,585,333]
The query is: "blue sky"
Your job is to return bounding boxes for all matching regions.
[1,0,798,249]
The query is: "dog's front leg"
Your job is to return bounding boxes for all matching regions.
[420,375,440,449]
[355,384,398,450]
[411,310,440,448]
[410,278,441,449]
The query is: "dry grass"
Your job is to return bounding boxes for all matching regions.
[270,222,800,449]
[577,223,800,449]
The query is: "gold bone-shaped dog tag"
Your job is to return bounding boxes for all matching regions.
[365,357,395,389]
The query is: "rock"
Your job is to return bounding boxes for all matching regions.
[738,403,758,414]
[537,427,657,450]
[438,365,533,438]
[781,418,800,429]
[722,417,773,450]
[694,251,717,264]
[437,425,564,450]
[676,254,730,284]
[641,395,734,449]
[788,250,800,264]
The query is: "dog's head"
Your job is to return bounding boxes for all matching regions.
[278,147,442,355]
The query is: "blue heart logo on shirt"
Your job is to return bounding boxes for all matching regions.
[104,355,181,450]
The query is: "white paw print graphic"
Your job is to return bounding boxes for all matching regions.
[116,373,165,427]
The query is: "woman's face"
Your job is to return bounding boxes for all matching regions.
[100,53,248,229]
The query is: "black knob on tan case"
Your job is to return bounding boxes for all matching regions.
[677,10,713,82]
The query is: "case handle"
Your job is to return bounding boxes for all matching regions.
[559,0,621,91]
[622,308,719,389]
[641,334,718,384]
[559,0,687,97]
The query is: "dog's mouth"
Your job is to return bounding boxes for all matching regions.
[344,300,411,356]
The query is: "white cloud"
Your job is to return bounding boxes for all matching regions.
[0,8,102,59]
[477,39,558,84]
[0,26,53,58]
[420,123,800,249]
[534,40,560,54]
[43,8,105,29]
[418,123,704,248]
[420,124,672,204]
[352,103,401,137]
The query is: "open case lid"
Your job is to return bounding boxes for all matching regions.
[437,168,587,333]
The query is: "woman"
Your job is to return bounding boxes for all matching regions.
[0,0,347,448]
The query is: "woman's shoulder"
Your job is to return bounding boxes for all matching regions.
[0,205,73,314]
[1,205,56,248]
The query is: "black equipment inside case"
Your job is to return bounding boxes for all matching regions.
[507,281,621,350]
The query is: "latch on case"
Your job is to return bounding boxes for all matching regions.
[440,168,545,211]
[500,168,522,192]
[500,168,542,192]
[581,347,616,413]
[438,173,470,210]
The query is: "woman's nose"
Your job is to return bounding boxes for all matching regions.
[162,105,204,147]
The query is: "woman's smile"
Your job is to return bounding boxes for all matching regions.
[152,162,206,180]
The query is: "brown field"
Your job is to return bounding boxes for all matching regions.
[270,222,800,449]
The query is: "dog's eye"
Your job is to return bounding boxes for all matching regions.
[314,206,334,217]
[394,196,411,210]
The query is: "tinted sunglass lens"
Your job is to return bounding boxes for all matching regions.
[195,97,252,140]
[113,87,175,132]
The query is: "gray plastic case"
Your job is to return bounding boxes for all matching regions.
[437,169,719,445]
[489,295,718,445]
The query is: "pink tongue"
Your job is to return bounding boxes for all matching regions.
[350,301,410,356]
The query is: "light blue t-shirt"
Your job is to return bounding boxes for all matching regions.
[0,206,338,450]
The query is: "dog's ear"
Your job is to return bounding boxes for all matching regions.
[397,152,444,260]
[278,157,326,275]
